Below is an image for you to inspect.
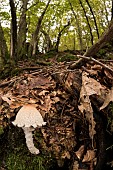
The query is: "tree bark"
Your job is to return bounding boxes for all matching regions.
[103,0,109,25]
[17,0,29,58]
[112,0,113,20]
[79,0,93,45]
[68,0,83,50]
[0,22,9,66]
[85,0,99,39]
[69,19,113,69]
[85,19,113,57]
[29,0,51,57]
[41,29,53,52]
[9,0,17,61]
[55,21,71,52]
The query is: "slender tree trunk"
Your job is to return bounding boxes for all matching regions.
[29,0,51,57]
[41,29,53,52]
[73,31,76,51]
[9,0,17,61]
[17,0,29,59]
[68,0,83,50]
[55,21,71,52]
[79,0,93,45]
[85,0,99,39]
[0,22,9,66]
[112,0,113,20]
[103,0,109,24]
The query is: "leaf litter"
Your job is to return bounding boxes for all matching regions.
[0,59,113,169]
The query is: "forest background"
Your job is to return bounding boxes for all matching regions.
[1,1,113,170]
[0,0,113,67]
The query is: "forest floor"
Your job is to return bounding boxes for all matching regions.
[0,49,113,170]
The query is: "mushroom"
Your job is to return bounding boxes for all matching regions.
[12,104,46,154]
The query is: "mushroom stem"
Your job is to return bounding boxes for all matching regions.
[22,127,39,154]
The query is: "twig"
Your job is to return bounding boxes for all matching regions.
[98,59,113,62]
[0,77,19,88]
[77,55,113,74]
[68,58,85,69]
[81,66,92,74]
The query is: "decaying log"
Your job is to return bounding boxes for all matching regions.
[69,19,113,69]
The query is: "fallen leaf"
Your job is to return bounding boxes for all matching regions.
[104,69,113,80]
[75,145,84,159]
[73,161,79,170]
[82,150,95,162]
[100,87,113,110]
[80,72,103,97]
[1,96,12,105]
[39,95,53,112]
[38,90,49,96]
[61,150,70,159]
[53,97,60,103]
[78,72,97,141]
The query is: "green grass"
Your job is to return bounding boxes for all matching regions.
[0,127,56,170]
[6,152,46,170]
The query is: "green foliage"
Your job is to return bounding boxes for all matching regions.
[0,63,21,79]
[0,0,113,62]
[0,12,10,21]
[57,53,76,62]
[97,49,106,56]
[97,43,113,58]
[42,50,57,59]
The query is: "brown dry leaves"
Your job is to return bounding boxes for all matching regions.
[0,64,78,167]
[78,71,104,143]
[0,60,113,169]
[75,145,96,162]
[100,86,113,110]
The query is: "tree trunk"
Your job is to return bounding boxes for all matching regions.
[55,21,71,52]
[0,22,9,66]
[85,19,113,57]
[73,31,76,50]
[68,0,83,50]
[9,0,17,61]
[85,0,99,39]
[69,19,113,69]
[41,29,53,52]
[79,0,93,45]
[17,0,29,59]
[103,0,109,25]
[29,0,51,57]
[112,0,113,20]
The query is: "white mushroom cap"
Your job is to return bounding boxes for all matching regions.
[12,104,46,128]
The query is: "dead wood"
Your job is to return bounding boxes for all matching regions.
[69,19,113,69]
[79,55,113,73]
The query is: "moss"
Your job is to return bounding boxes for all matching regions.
[5,145,55,170]
[6,152,47,170]
[42,51,57,60]
[0,127,4,135]
[10,67,21,76]
[36,60,52,66]
[57,53,76,62]
[0,127,56,170]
